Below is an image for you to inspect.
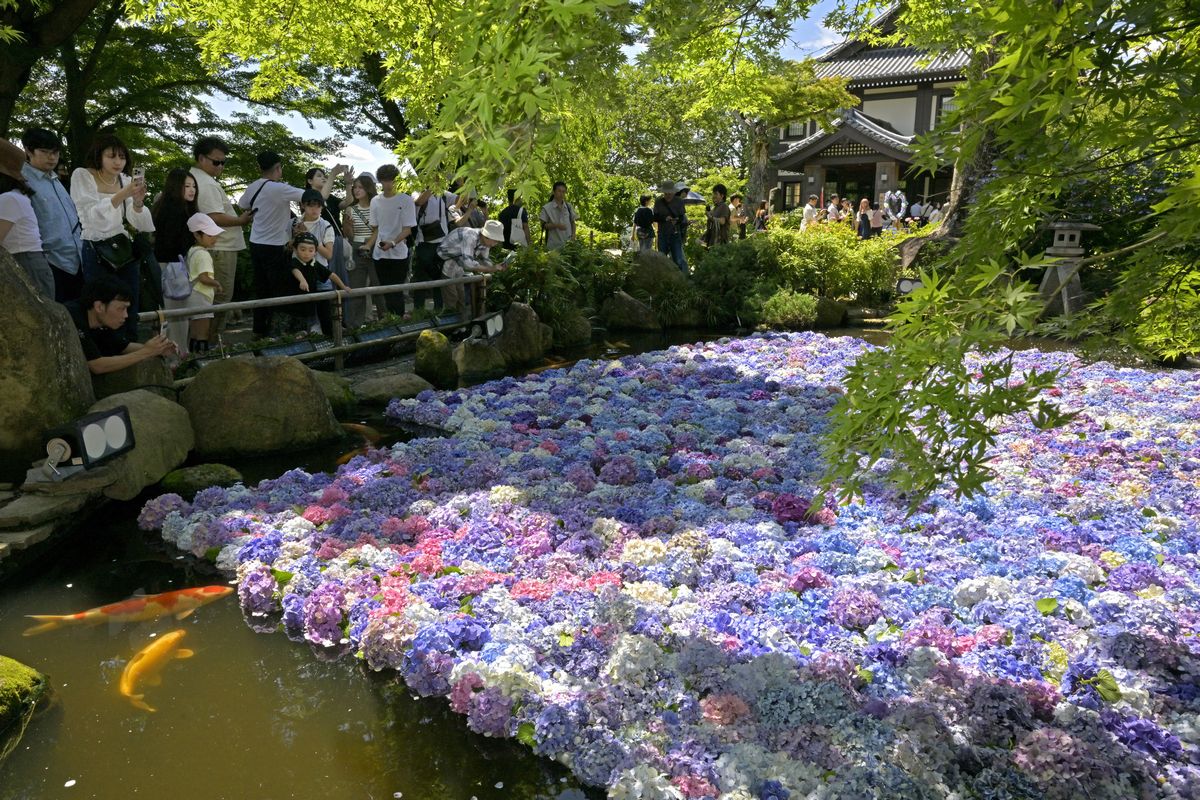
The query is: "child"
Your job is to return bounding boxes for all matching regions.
[291,231,348,336]
[185,213,224,354]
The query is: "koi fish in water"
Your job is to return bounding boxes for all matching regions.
[22,585,233,636]
[120,629,194,712]
[337,422,383,465]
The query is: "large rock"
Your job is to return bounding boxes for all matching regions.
[353,372,434,404]
[160,463,243,498]
[0,249,94,482]
[555,310,594,349]
[415,330,457,389]
[602,290,662,331]
[453,340,507,383]
[495,302,545,367]
[180,356,341,457]
[628,250,690,299]
[310,369,357,418]
[91,390,194,501]
[814,297,848,329]
[91,357,172,400]
[0,655,48,764]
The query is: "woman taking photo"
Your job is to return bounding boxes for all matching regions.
[855,198,872,239]
[342,172,386,328]
[151,167,199,354]
[72,133,154,339]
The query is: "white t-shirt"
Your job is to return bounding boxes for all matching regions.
[238,178,305,246]
[297,217,336,266]
[370,192,417,260]
[0,190,43,254]
[412,191,457,244]
[801,203,819,230]
[190,166,245,252]
[826,202,842,222]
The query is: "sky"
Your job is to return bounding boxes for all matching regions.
[213,0,842,174]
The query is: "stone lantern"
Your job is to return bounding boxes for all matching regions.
[1039,219,1101,317]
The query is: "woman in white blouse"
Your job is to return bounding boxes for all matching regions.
[71,133,154,339]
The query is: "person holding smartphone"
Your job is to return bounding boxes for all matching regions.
[71,133,154,339]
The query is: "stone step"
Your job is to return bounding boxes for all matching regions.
[0,492,91,529]
[0,524,54,551]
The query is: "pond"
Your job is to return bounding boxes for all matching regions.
[0,436,600,800]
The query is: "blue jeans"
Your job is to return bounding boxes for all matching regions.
[82,239,140,341]
[658,231,688,274]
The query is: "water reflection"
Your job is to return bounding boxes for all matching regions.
[0,515,600,800]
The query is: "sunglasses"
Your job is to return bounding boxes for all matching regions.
[205,155,227,166]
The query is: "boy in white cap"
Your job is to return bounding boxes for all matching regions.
[185,212,225,354]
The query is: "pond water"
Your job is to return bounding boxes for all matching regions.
[0,442,599,800]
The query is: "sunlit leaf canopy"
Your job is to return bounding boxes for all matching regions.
[126,0,823,198]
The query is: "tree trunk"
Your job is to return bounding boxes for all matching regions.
[744,118,772,210]
[360,52,408,145]
[0,0,106,137]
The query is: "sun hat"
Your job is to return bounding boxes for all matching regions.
[186,212,224,236]
[480,219,505,243]
[657,181,677,194]
[0,139,30,187]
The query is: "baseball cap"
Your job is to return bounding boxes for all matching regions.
[186,212,224,236]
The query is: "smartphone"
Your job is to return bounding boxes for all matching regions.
[132,167,145,184]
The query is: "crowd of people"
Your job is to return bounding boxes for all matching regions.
[3,125,946,376]
[797,188,947,238]
[0,128,592,371]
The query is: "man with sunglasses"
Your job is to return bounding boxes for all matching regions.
[191,135,254,343]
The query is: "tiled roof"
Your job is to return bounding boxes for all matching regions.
[775,108,914,163]
[814,46,970,84]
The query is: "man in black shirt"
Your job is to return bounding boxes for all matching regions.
[497,190,530,250]
[65,276,175,374]
[633,195,655,252]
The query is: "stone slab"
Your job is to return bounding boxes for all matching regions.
[0,492,91,529]
[21,462,120,495]
[0,524,54,550]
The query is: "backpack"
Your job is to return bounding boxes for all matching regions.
[161,255,193,301]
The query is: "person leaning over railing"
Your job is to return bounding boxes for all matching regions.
[436,219,506,313]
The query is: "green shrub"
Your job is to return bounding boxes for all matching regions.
[625,251,702,326]
[574,223,622,250]
[690,239,769,326]
[759,288,819,329]
[762,223,900,304]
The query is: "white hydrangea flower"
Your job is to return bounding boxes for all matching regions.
[610,765,683,800]
[952,576,1014,607]
[488,485,526,506]
[1057,552,1105,584]
[279,515,316,539]
[621,538,669,565]
[604,633,665,685]
[624,581,673,607]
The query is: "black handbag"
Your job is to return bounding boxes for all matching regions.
[93,232,135,270]
[135,231,163,311]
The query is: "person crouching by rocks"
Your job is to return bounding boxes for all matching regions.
[290,231,348,336]
[65,275,175,374]
[437,219,505,314]
[184,213,225,355]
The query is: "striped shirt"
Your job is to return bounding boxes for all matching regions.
[346,204,372,244]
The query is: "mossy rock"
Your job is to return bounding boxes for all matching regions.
[415,330,458,389]
[0,656,48,764]
[627,251,689,301]
[160,463,243,498]
[554,309,594,349]
[309,369,357,419]
[814,297,848,329]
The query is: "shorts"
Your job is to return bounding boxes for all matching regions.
[186,290,214,320]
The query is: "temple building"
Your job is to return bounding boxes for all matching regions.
[771,6,967,211]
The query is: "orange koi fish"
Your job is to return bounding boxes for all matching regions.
[23,585,233,636]
[119,629,194,712]
[341,422,382,443]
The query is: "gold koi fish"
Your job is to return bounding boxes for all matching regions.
[119,629,194,712]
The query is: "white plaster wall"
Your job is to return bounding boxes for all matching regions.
[861,97,917,136]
